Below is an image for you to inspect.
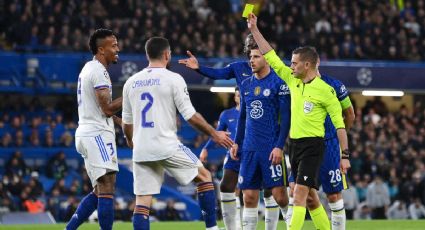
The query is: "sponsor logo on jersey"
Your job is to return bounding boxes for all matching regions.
[250,100,263,119]
[263,89,270,96]
[340,85,346,93]
[303,101,314,114]
[238,176,244,184]
[254,86,261,96]
[279,84,290,95]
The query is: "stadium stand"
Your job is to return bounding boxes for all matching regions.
[2,0,425,60]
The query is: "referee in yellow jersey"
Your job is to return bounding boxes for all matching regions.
[247,13,350,230]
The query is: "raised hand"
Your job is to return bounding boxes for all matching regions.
[178,50,199,69]
[247,13,258,30]
[269,147,283,165]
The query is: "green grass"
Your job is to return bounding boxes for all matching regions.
[0,220,424,229]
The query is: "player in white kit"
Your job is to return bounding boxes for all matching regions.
[66,29,122,230]
[122,37,234,230]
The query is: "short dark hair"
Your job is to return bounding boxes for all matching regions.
[243,33,259,57]
[292,46,319,67]
[145,37,170,60]
[89,29,116,55]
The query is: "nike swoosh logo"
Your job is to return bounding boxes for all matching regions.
[244,92,249,95]
[242,73,250,76]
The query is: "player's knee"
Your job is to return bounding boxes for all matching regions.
[96,172,116,194]
[243,192,258,207]
[196,167,212,183]
[219,181,235,193]
[274,194,289,207]
[263,189,272,198]
[306,196,316,209]
[326,192,341,203]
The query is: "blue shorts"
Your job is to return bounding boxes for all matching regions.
[319,138,348,193]
[223,151,240,172]
[238,150,288,190]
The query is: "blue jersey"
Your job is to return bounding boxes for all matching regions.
[235,70,291,152]
[321,74,350,139]
[198,61,251,86]
[203,107,239,149]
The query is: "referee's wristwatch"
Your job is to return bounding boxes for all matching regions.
[341,149,350,159]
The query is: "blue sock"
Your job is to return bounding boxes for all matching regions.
[66,192,98,230]
[98,193,114,230]
[133,205,150,230]
[197,182,217,228]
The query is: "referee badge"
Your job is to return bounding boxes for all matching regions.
[254,86,261,96]
[304,101,314,113]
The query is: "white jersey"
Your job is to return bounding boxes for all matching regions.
[122,67,196,162]
[76,58,115,136]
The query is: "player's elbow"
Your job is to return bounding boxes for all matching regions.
[103,109,115,117]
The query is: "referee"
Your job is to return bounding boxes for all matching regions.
[248,13,350,230]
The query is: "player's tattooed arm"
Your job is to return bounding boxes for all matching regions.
[95,88,123,117]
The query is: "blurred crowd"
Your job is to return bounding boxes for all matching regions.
[0,96,77,148]
[1,0,425,61]
[336,97,425,219]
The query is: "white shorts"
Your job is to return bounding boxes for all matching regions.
[75,131,119,186]
[133,145,203,195]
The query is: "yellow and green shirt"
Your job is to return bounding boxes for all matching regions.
[264,50,345,139]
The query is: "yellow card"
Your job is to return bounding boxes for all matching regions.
[242,4,254,18]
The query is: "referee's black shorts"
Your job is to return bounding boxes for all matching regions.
[288,137,325,189]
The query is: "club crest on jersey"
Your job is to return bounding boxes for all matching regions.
[304,101,314,114]
[254,86,261,96]
[238,176,244,184]
[103,70,109,79]
[263,89,270,97]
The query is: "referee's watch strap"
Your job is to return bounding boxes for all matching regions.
[341,149,350,159]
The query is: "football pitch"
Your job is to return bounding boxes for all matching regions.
[0,220,424,230]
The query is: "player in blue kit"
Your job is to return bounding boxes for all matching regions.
[199,88,243,230]
[179,34,287,230]
[229,44,290,230]
[285,71,355,230]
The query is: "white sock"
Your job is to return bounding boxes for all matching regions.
[329,199,346,230]
[264,196,279,230]
[220,192,237,230]
[242,207,258,230]
[285,197,294,230]
[235,197,242,230]
[206,226,219,230]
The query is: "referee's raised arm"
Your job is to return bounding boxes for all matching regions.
[247,13,293,84]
